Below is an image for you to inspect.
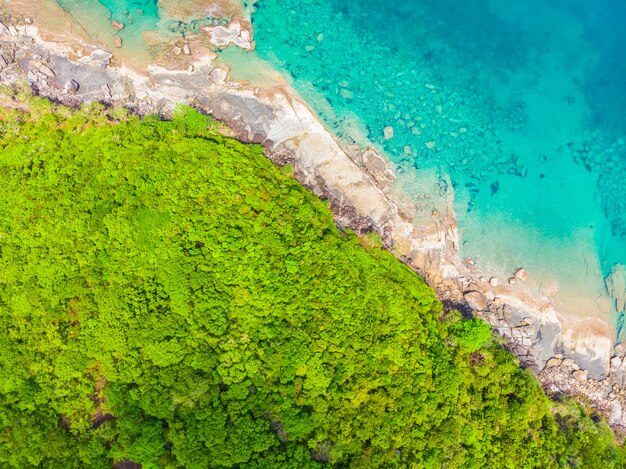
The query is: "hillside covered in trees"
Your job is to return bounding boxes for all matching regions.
[0,88,624,468]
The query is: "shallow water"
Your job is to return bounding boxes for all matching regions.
[52,0,227,65]
[251,0,626,332]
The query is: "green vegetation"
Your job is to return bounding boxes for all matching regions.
[0,88,623,468]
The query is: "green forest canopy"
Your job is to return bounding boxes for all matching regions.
[0,87,624,468]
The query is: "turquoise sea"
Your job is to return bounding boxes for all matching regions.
[250,0,626,334]
[54,1,626,335]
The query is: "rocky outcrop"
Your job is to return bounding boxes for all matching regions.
[0,7,623,431]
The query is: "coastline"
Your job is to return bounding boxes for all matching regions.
[1,1,625,432]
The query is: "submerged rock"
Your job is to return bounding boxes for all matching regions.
[112,20,125,31]
[605,264,626,311]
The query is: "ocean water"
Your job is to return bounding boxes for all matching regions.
[250,0,626,333]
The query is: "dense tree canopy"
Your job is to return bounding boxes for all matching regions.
[0,87,623,467]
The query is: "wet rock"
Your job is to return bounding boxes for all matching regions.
[383,126,394,140]
[514,267,528,281]
[64,79,79,92]
[464,291,489,311]
[115,37,123,48]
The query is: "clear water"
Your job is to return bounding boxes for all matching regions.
[53,0,225,65]
[250,0,626,332]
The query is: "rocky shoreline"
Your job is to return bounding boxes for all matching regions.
[1,4,625,434]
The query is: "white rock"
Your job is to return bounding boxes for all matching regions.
[611,356,623,369]
[90,49,113,64]
[489,277,498,287]
[0,20,10,36]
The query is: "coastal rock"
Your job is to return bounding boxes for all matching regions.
[611,356,623,369]
[383,126,394,140]
[514,267,528,282]
[202,21,252,50]
[90,49,113,65]
[362,149,395,185]
[545,357,562,368]
[38,64,55,78]
[489,277,498,287]
[115,37,123,48]
[609,400,623,426]
[64,79,79,92]
[464,291,489,311]
[572,369,588,381]
[209,67,228,84]
[0,20,10,37]
[112,20,125,31]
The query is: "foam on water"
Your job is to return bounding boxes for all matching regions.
[251,0,626,333]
